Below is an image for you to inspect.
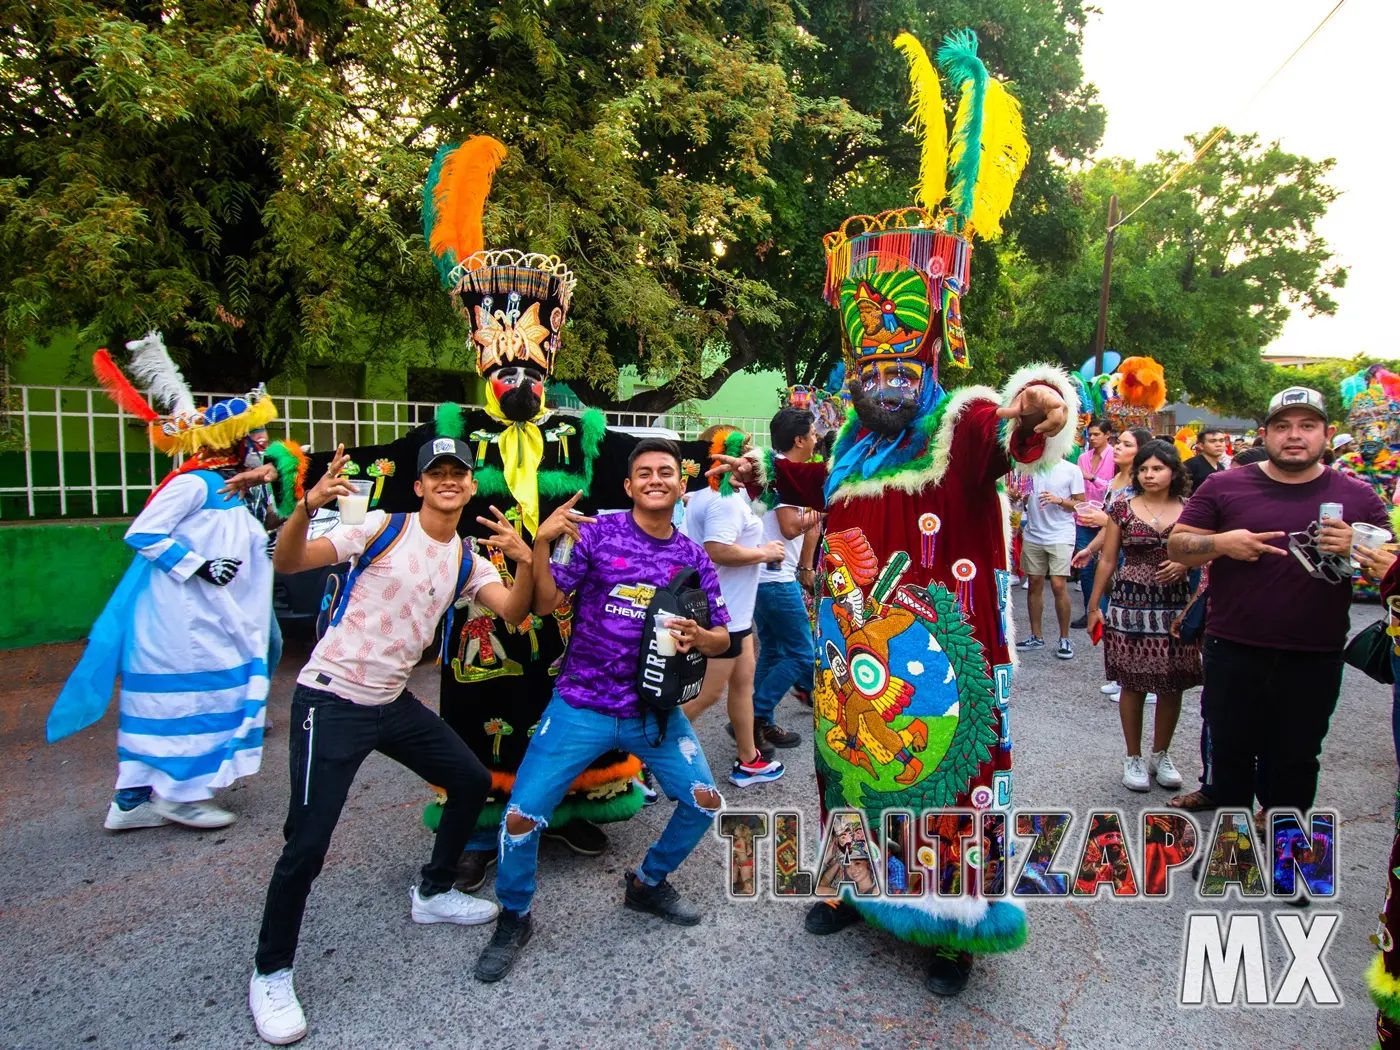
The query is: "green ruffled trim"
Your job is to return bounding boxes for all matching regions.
[263,442,305,519]
[827,398,951,495]
[853,896,1028,954]
[717,430,748,497]
[436,402,466,440]
[1369,953,1400,1025]
[421,782,646,834]
[473,465,589,502]
[753,448,779,510]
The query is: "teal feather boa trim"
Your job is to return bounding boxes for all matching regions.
[853,897,1027,954]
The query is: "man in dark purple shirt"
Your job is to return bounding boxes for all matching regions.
[473,438,732,983]
[1170,387,1390,818]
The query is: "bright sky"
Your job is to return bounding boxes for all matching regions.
[1079,0,1397,360]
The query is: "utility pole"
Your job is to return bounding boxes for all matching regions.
[1092,194,1119,376]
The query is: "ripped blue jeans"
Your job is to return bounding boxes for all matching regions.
[495,691,720,915]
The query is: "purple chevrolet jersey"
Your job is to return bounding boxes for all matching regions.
[552,511,730,717]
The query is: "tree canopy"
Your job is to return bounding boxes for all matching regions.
[0,1,1348,420]
[984,131,1347,422]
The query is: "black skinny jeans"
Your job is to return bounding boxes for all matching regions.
[1201,636,1343,814]
[255,684,490,974]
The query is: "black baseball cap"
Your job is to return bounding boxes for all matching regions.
[417,436,475,475]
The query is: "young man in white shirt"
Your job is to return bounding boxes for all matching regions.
[248,437,535,1046]
[1016,458,1084,659]
[679,426,787,787]
[751,407,823,749]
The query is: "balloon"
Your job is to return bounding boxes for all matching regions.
[1077,351,1121,381]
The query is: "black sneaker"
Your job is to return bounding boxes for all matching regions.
[758,720,802,749]
[725,721,776,758]
[473,910,533,983]
[804,900,863,935]
[542,819,609,856]
[623,870,701,926]
[1069,615,1088,629]
[792,687,813,708]
[925,946,974,996]
[455,849,496,894]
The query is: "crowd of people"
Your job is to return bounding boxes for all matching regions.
[1008,390,1392,826]
[40,25,1400,1043]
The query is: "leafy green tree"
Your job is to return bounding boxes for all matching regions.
[431,0,1105,410]
[0,0,452,389]
[987,131,1346,421]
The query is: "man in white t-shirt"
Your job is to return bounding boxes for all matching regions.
[1016,458,1083,659]
[679,428,787,787]
[247,437,535,1046]
[752,407,823,749]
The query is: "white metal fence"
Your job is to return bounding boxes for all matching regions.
[0,384,773,521]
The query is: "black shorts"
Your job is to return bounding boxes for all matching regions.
[719,626,753,660]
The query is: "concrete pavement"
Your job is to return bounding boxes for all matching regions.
[1,597,1394,1050]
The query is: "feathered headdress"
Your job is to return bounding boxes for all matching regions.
[884,29,1030,241]
[1116,356,1168,412]
[421,137,577,381]
[92,332,277,456]
[423,137,509,289]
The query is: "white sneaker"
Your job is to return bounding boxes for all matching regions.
[1122,755,1150,792]
[1145,692,1158,705]
[410,884,499,926]
[149,797,236,829]
[249,969,307,1045]
[1150,750,1183,789]
[1100,682,1121,696]
[104,799,169,831]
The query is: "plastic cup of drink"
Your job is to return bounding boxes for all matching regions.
[653,618,679,657]
[1074,500,1104,526]
[1350,522,1391,567]
[337,479,374,525]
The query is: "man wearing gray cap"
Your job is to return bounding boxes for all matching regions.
[247,437,537,1045]
[1168,387,1391,824]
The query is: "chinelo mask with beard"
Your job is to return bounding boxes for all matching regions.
[849,376,920,436]
[490,365,546,422]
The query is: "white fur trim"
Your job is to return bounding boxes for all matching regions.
[830,385,1000,505]
[744,446,769,485]
[997,363,1080,472]
[870,887,1026,925]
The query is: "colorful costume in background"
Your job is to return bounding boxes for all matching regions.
[309,139,716,841]
[1336,366,1400,599]
[742,32,1076,957]
[50,334,303,803]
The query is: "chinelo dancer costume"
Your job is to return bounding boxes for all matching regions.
[714,30,1076,996]
[296,137,718,875]
[48,332,305,831]
[1335,365,1400,599]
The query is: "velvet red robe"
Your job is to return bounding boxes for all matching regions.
[760,368,1076,952]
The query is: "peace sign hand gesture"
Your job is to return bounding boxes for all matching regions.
[476,505,532,563]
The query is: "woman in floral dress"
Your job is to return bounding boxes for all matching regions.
[1087,439,1201,792]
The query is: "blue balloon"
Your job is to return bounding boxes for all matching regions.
[1077,351,1121,381]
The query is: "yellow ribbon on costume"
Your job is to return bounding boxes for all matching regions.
[483,383,547,536]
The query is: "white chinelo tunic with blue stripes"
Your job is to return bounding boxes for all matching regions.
[114,470,273,801]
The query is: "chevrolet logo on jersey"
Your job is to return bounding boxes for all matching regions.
[609,583,656,609]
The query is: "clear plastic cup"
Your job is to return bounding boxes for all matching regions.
[1074,500,1104,526]
[337,479,374,525]
[1350,522,1391,567]
[652,618,678,657]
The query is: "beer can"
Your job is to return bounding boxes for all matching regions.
[549,533,576,566]
[1319,502,1344,523]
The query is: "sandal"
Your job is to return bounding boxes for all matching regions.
[1167,790,1216,812]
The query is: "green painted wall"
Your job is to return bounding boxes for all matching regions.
[0,521,132,648]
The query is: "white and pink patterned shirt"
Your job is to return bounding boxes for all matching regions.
[297,511,501,705]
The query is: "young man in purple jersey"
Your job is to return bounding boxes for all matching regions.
[473,438,732,983]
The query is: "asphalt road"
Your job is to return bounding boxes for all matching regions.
[1,595,1394,1050]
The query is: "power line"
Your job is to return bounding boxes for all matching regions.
[1110,0,1351,230]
